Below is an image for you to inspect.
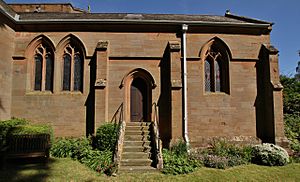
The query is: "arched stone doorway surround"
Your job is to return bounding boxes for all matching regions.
[120,68,156,123]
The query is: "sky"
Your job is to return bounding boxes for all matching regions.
[6,0,300,76]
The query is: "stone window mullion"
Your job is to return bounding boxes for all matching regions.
[70,49,75,91]
[41,49,46,91]
[210,59,215,92]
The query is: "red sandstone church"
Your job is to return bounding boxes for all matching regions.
[0,0,286,150]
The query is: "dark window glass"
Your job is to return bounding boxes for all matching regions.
[45,54,53,91]
[34,54,43,91]
[215,60,221,92]
[205,60,211,92]
[63,54,71,91]
[74,54,82,91]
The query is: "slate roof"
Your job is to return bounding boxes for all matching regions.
[17,12,271,25]
[0,0,272,27]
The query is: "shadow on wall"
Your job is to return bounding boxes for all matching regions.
[255,46,275,143]
[85,54,96,137]
[0,98,5,112]
[0,24,4,29]
[157,45,172,148]
[0,98,6,118]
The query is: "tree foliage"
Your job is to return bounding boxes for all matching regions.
[280,75,300,115]
[280,75,300,153]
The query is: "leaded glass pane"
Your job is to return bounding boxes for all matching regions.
[215,61,221,92]
[74,54,82,91]
[34,54,42,91]
[205,60,211,92]
[63,54,71,91]
[45,54,53,91]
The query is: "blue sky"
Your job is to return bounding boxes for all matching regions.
[6,0,300,76]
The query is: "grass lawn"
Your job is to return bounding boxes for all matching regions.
[0,157,299,182]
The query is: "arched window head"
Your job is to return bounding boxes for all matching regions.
[62,43,83,92]
[203,39,230,94]
[34,43,54,91]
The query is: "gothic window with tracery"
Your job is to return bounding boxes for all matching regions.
[62,43,83,92]
[204,42,229,93]
[34,44,54,91]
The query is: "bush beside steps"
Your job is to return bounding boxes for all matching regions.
[50,123,119,175]
[162,140,291,175]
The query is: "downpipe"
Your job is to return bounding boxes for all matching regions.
[182,24,190,151]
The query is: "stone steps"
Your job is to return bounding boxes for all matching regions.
[121,158,152,166]
[119,121,156,173]
[118,166,158,173]
[125,130,150,135]
[123,146,151,153]
[123,141,151,147]
[124,134,149,141]
[122,152,150,159]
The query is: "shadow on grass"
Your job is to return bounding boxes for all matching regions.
[0,157,54,182]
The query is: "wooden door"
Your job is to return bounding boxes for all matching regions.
[130,85,143,122]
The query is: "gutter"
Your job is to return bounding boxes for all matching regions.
[15,18,271,28]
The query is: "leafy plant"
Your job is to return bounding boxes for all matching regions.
[162,141,201,175]
[9,124,52,136]
[170,140,188,156]
[80,149,113,174]
[50,137,92,158]
[50,137,114,174]
[162,149,200,175]
[280,76,300,160]
[252,143,289,166]
[284,114,300,152]
[190,140,253,169]
[95,123,119,152]
[203,155,228,169]
[0,118,53,148]
[280,75,300,115]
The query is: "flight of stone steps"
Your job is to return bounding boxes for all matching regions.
[119,122,157,172]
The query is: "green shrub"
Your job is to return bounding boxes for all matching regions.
[281,76,300,156]
[209,140,245,158]
[9,124,52,136]
[50,137,92,158]
[190,140,253,169]
[95,123,119,152]
[0,118,27,148]
[284,114,300,152]
[252,143,289,166]
[80,149,113,174]
[162,149,200,175]
[203,155,229,169]
[170,140,188,156]
[0,118,53,148]
[50,137,114,174]
[162,141,201,175]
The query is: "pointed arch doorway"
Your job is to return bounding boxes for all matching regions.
[121,68,156,123]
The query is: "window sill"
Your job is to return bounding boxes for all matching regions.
[58,91,83,95]
[26,91,53,95]
[204,92,229,96]
[25,91,84,96]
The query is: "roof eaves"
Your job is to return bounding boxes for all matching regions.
[16,18,271,28]
[0,0,18,20]
[225,12,274,25]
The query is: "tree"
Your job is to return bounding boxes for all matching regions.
[296,51,300,81]
[280,75,300,153]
